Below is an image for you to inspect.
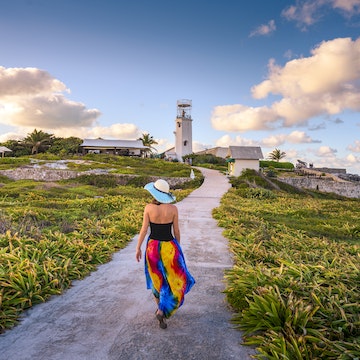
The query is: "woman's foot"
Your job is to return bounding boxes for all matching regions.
[155,310,167,329]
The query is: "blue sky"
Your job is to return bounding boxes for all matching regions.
[1,0,360,174]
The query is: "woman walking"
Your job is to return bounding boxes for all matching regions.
[136,179,195,329]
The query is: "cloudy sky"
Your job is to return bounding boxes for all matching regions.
[1,0,360,174]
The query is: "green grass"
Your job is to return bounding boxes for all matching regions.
[0,157,31,169]
[213,171,360,359]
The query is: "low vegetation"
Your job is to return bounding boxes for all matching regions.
[260,160,294,170]
[2,154,359,359]
[0,155,202,332]
[214,170,360,359]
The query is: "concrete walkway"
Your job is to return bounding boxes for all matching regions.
[0,168,256,360]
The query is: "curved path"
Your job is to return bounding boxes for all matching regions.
[0,168,256,360]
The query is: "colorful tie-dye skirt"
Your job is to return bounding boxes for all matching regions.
[145,237,195,318]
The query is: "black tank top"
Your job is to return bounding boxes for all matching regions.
[149,222,173,241]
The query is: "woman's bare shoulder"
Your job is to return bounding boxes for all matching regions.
[168,204,178,213]
[144,203,154,212]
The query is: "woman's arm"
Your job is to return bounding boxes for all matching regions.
[136,205,150,262]
[172,205,180,243]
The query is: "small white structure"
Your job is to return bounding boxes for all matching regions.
[80,139,148,156]
[0,146,12,158]
[227,146,263,176]
[174,99,193,161]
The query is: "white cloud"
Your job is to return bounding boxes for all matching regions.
[211,37,360,132]
[211,104,279,131]
[281,148,299,160]
[87,123,142,139]
[282,0,360,29]
[282,1,324,28]
[260,131,321,147]
[347,139,360,152]
[0,122,145,146]
[215,134,258,147]
[0,131,24,142]
[51,123,145,142]
[315,145,338,157]
[346,153,359,162]
[0,66,101,129]
[192,141,214,153]
[214,130,320,150]
[250,20,276,37]
[0,66,67,96]
[307,150,359,173]
[331,0,360,13]
[253,38,360,99]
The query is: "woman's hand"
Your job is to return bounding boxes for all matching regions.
[136,248,142,262]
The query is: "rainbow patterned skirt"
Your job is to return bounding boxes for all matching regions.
[145,238,195,318]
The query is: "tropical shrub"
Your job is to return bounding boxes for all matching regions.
[260,160,294,170]
[230,169,274,190]
[213,178,360,359]
[75,174,120,188]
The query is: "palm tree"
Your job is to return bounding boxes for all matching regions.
[23,129,54,154]
[138,133,158,157]
[268,148,286,162]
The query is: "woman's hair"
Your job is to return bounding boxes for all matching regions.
[152,199,162,205]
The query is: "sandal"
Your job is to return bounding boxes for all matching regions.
[156,311,167,329]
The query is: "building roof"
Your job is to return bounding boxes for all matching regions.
[0,146,12,153]
[227,146,263,160]
[195,147,228,158]
[81,139,147,149]
[163,147,176,156]
[164,146,175,153]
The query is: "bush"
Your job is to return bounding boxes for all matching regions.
[260,160,294,170]
[229,176,249,188]
[0,157,31,169]
[76,174,119,188]
[126,176,152,187]
[237,188,277,199]
[190,153,226,165]
[230,170,275,190]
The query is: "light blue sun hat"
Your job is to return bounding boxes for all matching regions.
[144,179,176,203]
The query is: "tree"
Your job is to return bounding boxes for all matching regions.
[138,133,158,157]
[268,148,286,162]
[1,139,31,157]
[48,137,83,155]
[22,129,54,154]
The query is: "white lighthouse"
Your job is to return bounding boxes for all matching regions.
[174,99,193,161]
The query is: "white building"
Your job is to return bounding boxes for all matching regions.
[174,99,193,161]
[80,139,147,156]
[227,146,264,176]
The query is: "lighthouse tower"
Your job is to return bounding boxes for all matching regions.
[174,99,193,161]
